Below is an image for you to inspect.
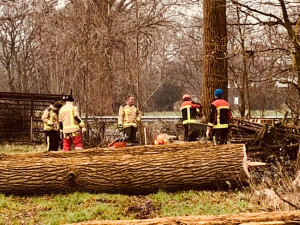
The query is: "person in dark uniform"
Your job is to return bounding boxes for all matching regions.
[206,89,232,145]
[42,101,63,151]
[180,94,204,141]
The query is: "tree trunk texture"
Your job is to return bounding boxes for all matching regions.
[71,210,300,225]
[0,143,247,195]
[201,0,228,118]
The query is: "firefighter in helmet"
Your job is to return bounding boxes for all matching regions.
[180,94,204,141]
[206,89,232,145]
[59,96,86,151]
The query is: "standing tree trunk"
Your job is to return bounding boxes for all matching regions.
[201,0,228,118]
[0,143,248,195]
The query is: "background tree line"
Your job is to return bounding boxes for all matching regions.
[0,0,299,119]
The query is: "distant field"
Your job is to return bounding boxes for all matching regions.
[144,110,289,118]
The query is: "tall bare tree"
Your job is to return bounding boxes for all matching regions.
[201,0,228,118]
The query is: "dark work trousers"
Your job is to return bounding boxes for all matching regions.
[184,123,200,141]
[45,130,60,151]
[124,126,137,143]
[212,128,229,145]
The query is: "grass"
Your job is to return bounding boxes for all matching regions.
[0,190,264,225]
[0,143,45,154]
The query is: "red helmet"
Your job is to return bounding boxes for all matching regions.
[182,94,191,101]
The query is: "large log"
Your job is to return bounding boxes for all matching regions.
[0,143,248,195]
[70,210,300,225]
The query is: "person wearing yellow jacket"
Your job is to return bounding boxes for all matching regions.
[42,101,63,151]
[118,95,140,143]
[59,96,86,151]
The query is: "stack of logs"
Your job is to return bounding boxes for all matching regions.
[230,118,300,165]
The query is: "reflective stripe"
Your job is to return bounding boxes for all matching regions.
[181,105,198,125]
[44,111,58,130]
[183,119,197,125]
[64,125,80,129]
[60,108,79,130]
[210,105,230,128]
[213,124,229,128]
[217,106,229,125]
[47,136,50,150]
[208,123,214,127]
[180,105,191,110]
[44,124,57,130]
[213,136,217,146]
[124,122,137,127]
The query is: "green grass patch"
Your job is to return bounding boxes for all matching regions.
[0,143,45,154]
[0,190,264,225]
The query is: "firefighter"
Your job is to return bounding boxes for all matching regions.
[59,96,86,151]
[206,89,232,145]
[118,95,140,143]
[180,94,204,141]
[42,101,63,151]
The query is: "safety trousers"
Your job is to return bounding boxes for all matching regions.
[45,130,60,151]
[63,133,83,151]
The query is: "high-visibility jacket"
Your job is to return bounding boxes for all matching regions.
[59,102,85,134]
[42,105,59,131]
[208,99,232,129]
[180,101,203,125]
[118,104,140,128]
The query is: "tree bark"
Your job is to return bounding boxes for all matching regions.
[201,0,228,118]
[70,211,300,225]
[0,143,247,195]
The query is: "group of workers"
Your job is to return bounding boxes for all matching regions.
[42,88,231,150]
[42,96,86,151]
[180,88,232,145]
[118,89,232,146]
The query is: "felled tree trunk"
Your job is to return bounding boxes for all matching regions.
[0,143,248,195]
[70,210,300,225]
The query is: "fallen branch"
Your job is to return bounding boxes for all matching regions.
[70,210,300,225]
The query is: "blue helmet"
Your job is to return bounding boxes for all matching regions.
[214,89,223,98]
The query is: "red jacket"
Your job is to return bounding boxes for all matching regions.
[180,100,203,125]
[208,99,232,129]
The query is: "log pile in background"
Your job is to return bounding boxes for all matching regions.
[230,118,300,164]
[0,143,248,195]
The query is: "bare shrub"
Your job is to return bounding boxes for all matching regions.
[250,160,300,211]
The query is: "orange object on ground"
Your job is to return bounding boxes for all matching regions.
[154,134,168,145]
[108,141,127,148]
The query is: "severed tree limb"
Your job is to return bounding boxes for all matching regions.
[70,210,300,225]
